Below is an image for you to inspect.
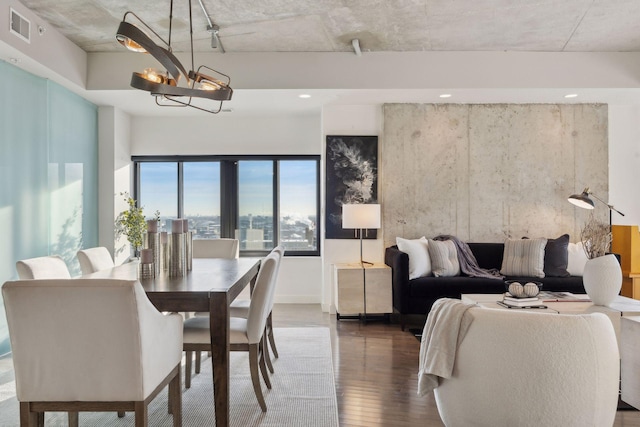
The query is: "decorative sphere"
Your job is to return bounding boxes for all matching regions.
[524,282,540,297]
[508,282,525,298]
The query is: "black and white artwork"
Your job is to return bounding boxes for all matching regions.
[325,135,378,239]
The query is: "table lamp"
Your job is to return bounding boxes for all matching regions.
[342,203,381,322]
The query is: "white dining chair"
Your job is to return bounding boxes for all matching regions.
[187,238,240,385]
[229,246,284,373]
[16,255,71,279]
[77,246,115,274]
[182,251,279,412]
[2,278,183,427]
[192,238,239,259]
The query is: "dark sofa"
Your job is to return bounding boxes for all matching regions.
[385,242,586,330]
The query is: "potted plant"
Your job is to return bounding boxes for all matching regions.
[580,215,622,306]
[115,192,147,258]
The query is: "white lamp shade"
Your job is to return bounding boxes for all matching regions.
[342,204,381,229]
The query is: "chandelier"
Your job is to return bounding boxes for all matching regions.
[115,0,232,113]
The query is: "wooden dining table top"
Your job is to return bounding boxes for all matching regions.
[82,257,261,308]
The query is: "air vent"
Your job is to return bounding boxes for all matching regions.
[10,8,30,44]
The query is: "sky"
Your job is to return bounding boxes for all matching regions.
[139,160,317,219]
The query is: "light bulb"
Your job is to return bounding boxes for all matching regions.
[142,68,163,83]
[116,34,147,53]
[199,80,221,91]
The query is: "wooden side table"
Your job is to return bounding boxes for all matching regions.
[334,262,392,320]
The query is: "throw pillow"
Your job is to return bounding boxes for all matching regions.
[427,239,460,277]
[396,236,431,279]
[567,241,589,276]
[500,237,547,278]
[544,234,570,278]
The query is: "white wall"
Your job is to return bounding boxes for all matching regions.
[609,104,640,227]
[131,114,320,155]
[321,105,384,312]
[0,0,86,89]
[98,107,132,264]
[130,113,323,304]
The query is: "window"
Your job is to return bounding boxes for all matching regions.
[279,160,318,252]
[238,161,273,251]
[139,162,177,232]
[184,162,220,238]
[133,156,320,256]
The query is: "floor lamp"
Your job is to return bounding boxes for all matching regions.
[568,187,625,230]
[342,203,381,322]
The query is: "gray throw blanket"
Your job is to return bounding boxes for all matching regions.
[418,298,476,395]
[434,235,503,280]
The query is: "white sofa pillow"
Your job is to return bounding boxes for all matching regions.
[427,239,460,277]
[396,236,431,279]
[500,238,547,278]
[567,241,589,276]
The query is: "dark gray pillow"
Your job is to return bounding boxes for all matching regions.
[544,234,570,277]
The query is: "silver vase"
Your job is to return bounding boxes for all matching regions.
[169,232,186,277]
[144,232,161,277]
[186,231,193,271]
[138,262,155,279]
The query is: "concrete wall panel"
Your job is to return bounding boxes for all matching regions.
[382,103,608,247]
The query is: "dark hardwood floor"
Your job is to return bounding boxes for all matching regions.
[272,304,640,427]
[1,303,639,426]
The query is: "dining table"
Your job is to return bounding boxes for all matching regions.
[82,257,262,427]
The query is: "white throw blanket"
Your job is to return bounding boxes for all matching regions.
[417,298,476,396]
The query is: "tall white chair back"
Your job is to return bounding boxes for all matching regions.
[2,278,183,424]
[77,246,115,275]
[246,252,280,344]
[192,239,239,259]
[16,255,70,279]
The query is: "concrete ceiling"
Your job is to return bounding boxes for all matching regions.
[19,0,640,54]
[11,0,640,117]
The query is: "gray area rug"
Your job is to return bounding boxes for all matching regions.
[0,327,338,426]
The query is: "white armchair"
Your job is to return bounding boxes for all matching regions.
[433,307,619,427]
[2,278,183,427]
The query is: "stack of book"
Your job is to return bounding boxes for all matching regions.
[498,295,547,309]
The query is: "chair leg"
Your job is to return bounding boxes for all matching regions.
[258,340,272,390]
[134,401,148,427]
[267,313,278,358]
[263,332,274,374]
[68,411,79,427]
[185,351,192,389]
[249,344,267,412]
[19,402,38,427]
[169,366,182,426]
[195,351,201,374]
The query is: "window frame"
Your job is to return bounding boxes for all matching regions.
[132,154,321,257]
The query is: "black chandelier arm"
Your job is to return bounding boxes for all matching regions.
[163,96,224,114]
[121,11,171,48]
[131,73,233,101]
[116,21,188,83]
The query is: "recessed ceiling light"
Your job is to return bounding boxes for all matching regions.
[565,94,578,98]
[299,94,311,99]
[439,94,452,98]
